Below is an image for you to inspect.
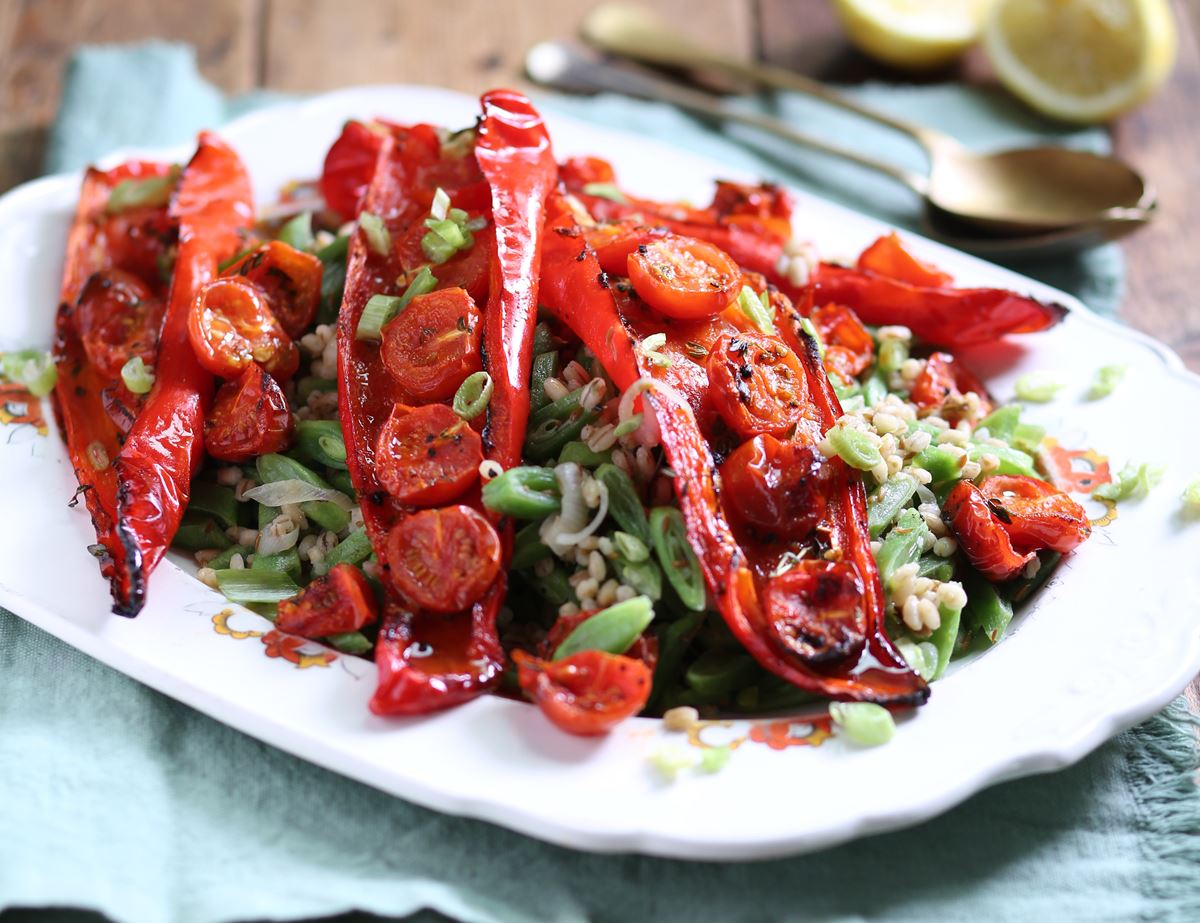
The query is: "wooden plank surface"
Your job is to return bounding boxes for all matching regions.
[0,0,1196,711]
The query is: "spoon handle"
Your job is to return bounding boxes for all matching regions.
[527,43,928,197]
[581,4,957,157]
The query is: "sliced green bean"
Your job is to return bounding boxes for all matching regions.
[213,568,300,604]
[207,544,252,570]
[649,507,705,612]
[867,475,917,538]
[189,481,239,529]
[916,553,954,583]
[532,322,558,356]
[978,405,1020,443]
[251,548,303,582]
[595,463,651,545]
[294,420,348,470]
[961,570,1013,646]
[685,650,760,699]
[327,468,355,497]
[826,426,882,471]
[1002,551,1063,606]
[325,631,372,655]
[862,369,888,407]
[278,211,314,250]
[453,371,493,420]
[529,350,559,413]
[875,508,929,589]
[258,502,280,530]
[648,610,705,713]
[613,531,649,563]
[558,440,609,468]
[613,556,663,602]
[511,522,551,570]
[967,443,1037,478]
[524,565,573,607]
[926,602,963,680]
[554,596,654,660]
[324,530,373,569]
[523,408,598,462]
[316,235,349,324]
[255,453,348,532]
[174,516,232,552]
[911,445,964,483]
[481,466,560,519]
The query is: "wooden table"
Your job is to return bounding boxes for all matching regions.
[1,0,1196,708]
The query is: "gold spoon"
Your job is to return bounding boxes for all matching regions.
[573,4,1155,243]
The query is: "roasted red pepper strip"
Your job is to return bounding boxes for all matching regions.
[474,89,557,468]
[539,199,928,705]
[112,133,253,614]
[813,258,1067,347]
[339,93,555,715]
[52,161,177,611]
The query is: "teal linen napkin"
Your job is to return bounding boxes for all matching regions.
[4,42,1195,923]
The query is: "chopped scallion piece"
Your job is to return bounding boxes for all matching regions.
[354,266,437,341]
[736,285,775,335]
[1014,371,1064,403]
[105,166,180,214]
[278,211,314,251]
[1,349,57,397]
[1093,461,1166,503]
[697,745,732,774]
[430,187,451,221]
[452,371,493,420]
[829,702,895,747]
[613,414,643,438]
[358,211,391,258]
[1182,478,1200,510]
[213,568,300,604]
[1087,363,1127,400]
[120,356,155,394]
[553,596,654,660]
[648,744,697,782]
[826,425,883,471]
[581,182,627,204]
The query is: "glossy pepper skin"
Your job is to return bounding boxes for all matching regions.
[538,196,928,706]
[110,133,254,615]
[336,93,556,715]
[52,161,177,613]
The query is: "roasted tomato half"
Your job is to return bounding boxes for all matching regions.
[187,277,300,381]
[627,235,741,320]
[74,269,165,380]
[706,331,813,439]
[205,365,294,462]
[513,648,652,736]
[223,241,323,339]
[380,287,483,402]
[385,504,502,613]
[276,563,379,639]
[374,403,482,506]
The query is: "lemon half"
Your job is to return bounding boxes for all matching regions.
[833,0,996,71]
[983,0,1177,124]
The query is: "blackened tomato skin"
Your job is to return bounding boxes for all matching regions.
[720,434,832,540]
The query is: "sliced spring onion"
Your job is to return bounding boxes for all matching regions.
[481,466,561,519]
[358,211,391,257]
[893,638,937,681]
[355,266,438,341]
[829,702,895,747]
[826,426,883,471]
[453,371,493,420]
[697,745,732,774]
[595,463,651,545]
[1013,371,1064,403]
[613,414,643,438]
[294,419,349,470]
[213,568,300,604]
[648,745,697,782]
[581,182,627,203]
[242,479,354,510]
[1092,461,1166,503]
[1,349,56,397]
[120,356,155,394]
[877,338,908,373]
[613,530,650,563]
[1087,363,1127,400]
[613,557,663,601]
[736,285,775,336]
[553,596,654,660]
[278,211,315,251]
[649,506,706,611]
[326,631,372,655]
[1183,478,1200,510]
[105,167,179,214]
[430,187,451,221]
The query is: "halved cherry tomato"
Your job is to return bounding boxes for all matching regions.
[720,435,831,540]
[385,504,501,613]
[706,331,813,438]
[762,560,865,664]
[102,205,177,285]
[380,287,483,402]
[710,180,794,242]
[979,475,1090,554]
[812,303,874,383]
[558,155,616,189]
[857,232,953,288]
[627,235,741,319]
[74,269,165,379]
[512,648,652,736]
[909,352,992,424]
[204,365,294,462]
[541,609,659,671]
[582,220,668,276]
[375,403,482,506]
[320,119,387,219]
[187,277,300,381]
[276,563,379,638]
[944,480,1037,582]
[222,241,322,338]
[394,221,491,303]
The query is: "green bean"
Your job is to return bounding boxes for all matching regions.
[649,507,706,611]
[961,570,1013,646]
[277,211,314,250]
[532,322,558,356]
[613,531,649,563]
[327,468,355,497]
[511,521,552,570]
[523,407,598,462]
[554,596,654,659]
[1012,422,1045,455]
[529,350,559,413]
[255,453,349,532]
[1002,551,1063,605]
[967,443,1037,478]
[325,631,372,655]
[911,445,964,483]
[826,426,882,471]
[613,556,663,602]
[189,481,239,529]
[174,516,233,552]
[595,463,651,545]
[867,475,917,538]
[978,405,1020,442]
[648,610,704,713]
[926,602,963,681]
[685,650,760,699]
[862,369,888,408]
[316,232,350,263]
[916,553,954,583]
[316,235,349,324]
[207,544,252,570]
[558,440,610,468]
[530,385,585,427]
[832,379,861,402]
[526,565,573,607]
[481,466,561,519]
[213,568,300,604]
[294,420,348,470]
[875,508,929,589]
[324,530,373,568]
[251,548,303,582]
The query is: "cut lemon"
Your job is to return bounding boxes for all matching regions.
[833,0,996,71]
[983,0,1177,124]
